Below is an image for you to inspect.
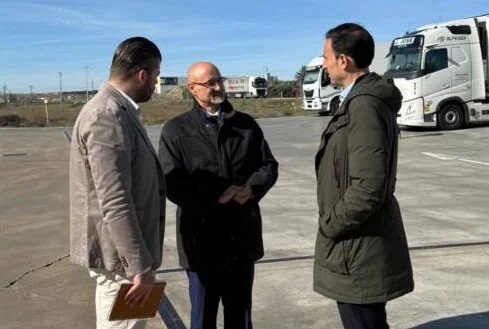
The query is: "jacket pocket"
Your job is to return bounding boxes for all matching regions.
[315,231,349,275]
[333,146,340,188]
[246,206,263,258]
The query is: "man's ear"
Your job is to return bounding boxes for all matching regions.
[187,83,195,95]
[342,54,357,71]
[137,69,148,83]
[338,54,349,70]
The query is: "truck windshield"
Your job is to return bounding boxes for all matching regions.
[386,35,424,74]
[252,77,268,88]
[303,68,320,84]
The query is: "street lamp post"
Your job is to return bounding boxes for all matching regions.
[58,72,63,110]
[85,66,89,103]
[43,99,49,125]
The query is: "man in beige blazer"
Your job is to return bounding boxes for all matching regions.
[69,37,165,329]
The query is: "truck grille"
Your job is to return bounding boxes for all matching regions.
[304,90,314,98]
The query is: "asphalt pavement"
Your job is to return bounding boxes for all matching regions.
[1,115,488,328]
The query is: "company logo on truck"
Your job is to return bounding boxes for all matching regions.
[436,35,467,43]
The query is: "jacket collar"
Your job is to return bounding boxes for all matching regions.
[99,83,139,114]
[335,73,373,115]
[110,83,139,111]
[99,83,160,166]
[190,98,236,123]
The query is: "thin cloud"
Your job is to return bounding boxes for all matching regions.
[0,3,255,40]
[1,3,161,33]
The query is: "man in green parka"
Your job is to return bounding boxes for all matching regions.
[314,23,414,329]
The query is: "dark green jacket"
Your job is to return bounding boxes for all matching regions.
[314,73,414,304]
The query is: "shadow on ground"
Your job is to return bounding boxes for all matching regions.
[410,312,489,329]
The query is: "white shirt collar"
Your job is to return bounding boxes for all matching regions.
[203,106,221,118]
[339,83,354,106]
[111,83,139,110]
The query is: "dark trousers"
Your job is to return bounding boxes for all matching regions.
[337,302,389,329]
[187,263,254,329]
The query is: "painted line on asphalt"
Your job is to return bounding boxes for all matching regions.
[422,152,457,160]
[457,158,489,166]
[422,152,489,166]
[400,132,443,139]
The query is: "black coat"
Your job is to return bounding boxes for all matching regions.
[158,100,278,270]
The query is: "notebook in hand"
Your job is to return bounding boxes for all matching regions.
[108,281,166,321]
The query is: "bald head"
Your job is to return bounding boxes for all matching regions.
[187,62,221,82]
[187,61,226,113]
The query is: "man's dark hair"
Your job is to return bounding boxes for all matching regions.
[325,23,374,69]
[109,37,161,79]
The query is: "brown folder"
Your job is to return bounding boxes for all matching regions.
[108,281,166,321]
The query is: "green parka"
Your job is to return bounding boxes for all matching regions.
[314,73,414,304]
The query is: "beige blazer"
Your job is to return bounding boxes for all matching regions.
[69,83,165,277]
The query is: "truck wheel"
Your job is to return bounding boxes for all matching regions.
[437,103,464,130]
[330,96,341,115]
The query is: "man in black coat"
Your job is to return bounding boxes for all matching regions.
[158,62,278,329]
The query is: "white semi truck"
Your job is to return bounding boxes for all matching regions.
[385,14,489,130]
[301,56,341,114]
[224,76,268,98]
[302,43,389,115]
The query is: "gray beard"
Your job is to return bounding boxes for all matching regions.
[210,95,225,105]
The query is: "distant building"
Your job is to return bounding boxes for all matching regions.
[155,76,187,94]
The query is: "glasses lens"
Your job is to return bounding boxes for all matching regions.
[207,77,225,87]
[192,77,226,88]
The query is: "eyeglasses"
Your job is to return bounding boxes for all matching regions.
[190,77,226,88]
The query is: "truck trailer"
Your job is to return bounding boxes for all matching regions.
[224,76,268,98]
[385,14,489,130]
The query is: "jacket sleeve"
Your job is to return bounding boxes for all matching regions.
[83,110,152,277]
[244,121,279,201]
[320,96,390,239]
[158,126,225,212]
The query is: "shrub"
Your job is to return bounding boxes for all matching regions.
[0,114,28,127]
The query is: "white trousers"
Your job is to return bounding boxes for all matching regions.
[89,270,147,329]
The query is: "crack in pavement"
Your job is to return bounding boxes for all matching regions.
[3,254,70,288]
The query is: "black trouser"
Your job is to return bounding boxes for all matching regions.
[187,263,254,329]
[337,302,389,329]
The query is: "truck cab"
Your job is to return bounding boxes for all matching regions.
[250,76,268,97]
[385,15,489,130]
[302,56,341,115]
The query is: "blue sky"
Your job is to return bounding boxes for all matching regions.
[1,0,488,93]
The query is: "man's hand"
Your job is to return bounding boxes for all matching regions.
[219,185,253,205]
[124,270,155,307]
[219,185,241,204]
[233,186,253,205]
